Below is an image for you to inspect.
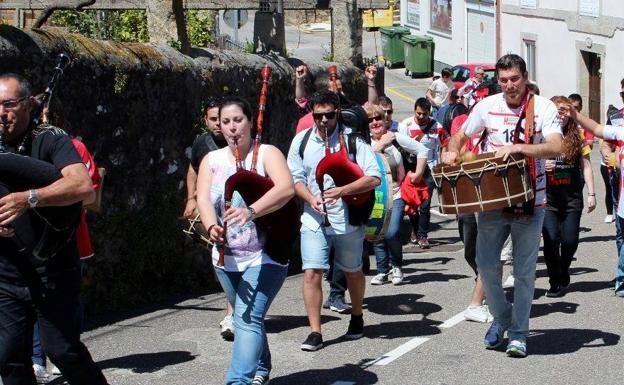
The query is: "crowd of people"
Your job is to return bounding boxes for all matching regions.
[1,51,622,385]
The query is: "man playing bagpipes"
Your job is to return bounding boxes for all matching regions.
[0,72,108,385]
[287,90,380,351]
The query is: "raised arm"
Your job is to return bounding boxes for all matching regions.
[365,65,379,105]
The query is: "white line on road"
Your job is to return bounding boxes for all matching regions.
[365,337,430,367]
[438,311,466,329]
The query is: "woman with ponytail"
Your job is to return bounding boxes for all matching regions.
[542,95,596,297]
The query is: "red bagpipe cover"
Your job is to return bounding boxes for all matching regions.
[400,178,430,216]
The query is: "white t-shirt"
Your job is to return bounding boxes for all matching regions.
[428,78,454,108]
[462,93,563,207]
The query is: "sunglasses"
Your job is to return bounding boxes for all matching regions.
[312,111,337,120]
[0,96,27,110]
[368,115,383,123]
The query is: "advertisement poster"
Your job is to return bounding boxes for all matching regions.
[407,0,420,27]
[431,0,452,33]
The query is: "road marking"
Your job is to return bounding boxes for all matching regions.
[438,311,466,329]
[371,337,430,366]
[330,382,357,385]
[385,86,416,104]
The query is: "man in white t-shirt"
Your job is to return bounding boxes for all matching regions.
[443,54,563,358]
[426,67,454,114]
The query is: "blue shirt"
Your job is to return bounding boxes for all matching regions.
[287,124,381,234]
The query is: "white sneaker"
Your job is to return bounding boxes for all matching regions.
[391,267,404,285]
[605,214,614,223]
[49,363,60,375]
[503,275,515,288]
[464,305,493,323]
[370,272,388,285]
[33,364,49,382]
[219,315,235,341]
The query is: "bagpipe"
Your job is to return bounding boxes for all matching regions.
[315,65,375,228]
[0,53,82,260]
[217,65,299,266]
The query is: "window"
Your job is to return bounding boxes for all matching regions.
[452,66,470,82]
[524,40,536,81]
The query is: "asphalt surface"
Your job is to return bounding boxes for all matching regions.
[8,21,624,385]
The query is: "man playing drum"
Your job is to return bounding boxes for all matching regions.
[443,54,563,358]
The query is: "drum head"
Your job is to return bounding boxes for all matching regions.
[366,153,394,241]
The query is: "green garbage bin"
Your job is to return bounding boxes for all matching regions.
[379,26,411,68]
[402,35,435,78]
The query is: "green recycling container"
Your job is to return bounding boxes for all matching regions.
[379,26,411,68]
[402,35,435,78]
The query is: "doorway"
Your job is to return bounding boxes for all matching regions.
[582,50,601,122]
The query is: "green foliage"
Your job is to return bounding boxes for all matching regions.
[243,40,256,54]
[50,10,149,42]
[49,9,215,48]
[185,10,216,47]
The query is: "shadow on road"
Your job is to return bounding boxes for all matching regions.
[527,328,620,355]
[401,272,470,285]
[402,256,454,266]
[579,234,616,243]
[271,363,378,385]
[365,293,442,317]
[530,301,579,318]
[95,351,197,373]
[265,314,341,333]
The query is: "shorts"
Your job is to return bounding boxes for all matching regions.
[300,226,365,272]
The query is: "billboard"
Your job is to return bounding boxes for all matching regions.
[431,0,452,33]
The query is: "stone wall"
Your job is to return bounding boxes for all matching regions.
[0,25,370,313]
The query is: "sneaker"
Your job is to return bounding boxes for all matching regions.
[546,285,563,298]
[484,320,507,349]
[391,267,404,285]
[49,363,60,375]
[219,315,235,341]
[417,237,430,249]
[371,272,389,285]
[410,231,418,244]
[506,339,527,357]
[604,214,614,223]
[301,332,323,351]
[345,314,364,340]
[503,275,515,289]
[464,305,493,323]
[251,375,270,385]
[328,296,351,314]
[33,364,49,383]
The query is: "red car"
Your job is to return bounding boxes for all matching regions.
[451,63,496,89]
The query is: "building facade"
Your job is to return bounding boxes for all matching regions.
[400,0,624,122]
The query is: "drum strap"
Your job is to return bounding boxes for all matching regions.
[505,93,536,216]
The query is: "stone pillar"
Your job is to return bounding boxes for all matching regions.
[253,11,286,56]
[331,1,363,66]
[146,0,190,54]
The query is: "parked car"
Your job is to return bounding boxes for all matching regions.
[451,63,496,89]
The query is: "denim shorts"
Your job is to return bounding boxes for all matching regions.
[300,226,365,272]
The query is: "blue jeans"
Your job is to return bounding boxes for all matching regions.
[214,264,287,385]
[615,217,624,294]
[32,321,45,367]
[476,208,545,341]
[374,198,405,274]
[409,171,436,238]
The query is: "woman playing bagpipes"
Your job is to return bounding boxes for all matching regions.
[196,96,295,385]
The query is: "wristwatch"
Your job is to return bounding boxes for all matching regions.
[28,189,39,208]
[247,206,257,221]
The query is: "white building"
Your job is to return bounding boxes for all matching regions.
[400,0,624,122]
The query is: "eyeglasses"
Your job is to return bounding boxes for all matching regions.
[368,115,383,123]
[383,109,393,115]
[312,111,337,120]
[0,96,27,110]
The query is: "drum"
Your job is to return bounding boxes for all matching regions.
[182,212,212,249]
[432,152,534,215]
[365,153,394,241]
